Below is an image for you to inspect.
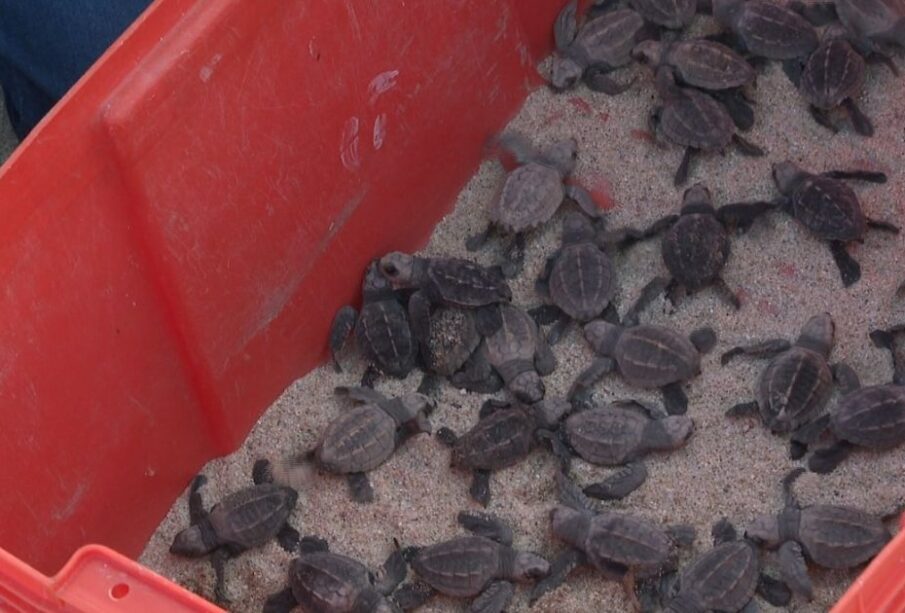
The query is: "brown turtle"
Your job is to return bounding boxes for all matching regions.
[530,472,696,609]
[652,68,764,186]
[169,471,300,605]
[264,538,406,613]
[437,397,570,506]
[466,133,599,278]
[746,468,894,601]
[394,512,550,611]
[771,160,899,287]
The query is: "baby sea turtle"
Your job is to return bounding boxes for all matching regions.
[169,471,300,605]
[796,0,905,54]
[771,160,899,287]
[263,538,406,613]
[547,399,694,500]
[257,386,432,503]
[466,133,599,278]
[571,284,717,415]
[330,261,417,386]
[551,1,652,93]
[419,305,482,378]
[530,211,617,345]
[437,397,570,506]
[394,512,550,611]
[746,468,893,601]
[798,26,873,136]
[629,0,696,29]
[723,314,835,444]
[652,68,764,186]
[531,472,696,609]
[604,183,773,310]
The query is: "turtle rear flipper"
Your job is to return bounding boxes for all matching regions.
[732,134,764,156]
[565,183,602,219]
[584,67,634,95]
[299,535,330,554]
[329,305,358,372]
[348,473,375,503]
[828,241,861,287]
[568,357,616,408]
[529,548,585,605]
[726,400,759,419]
[778,541,813,600]
[711,518,737,545]
[556,471,597,512]
[393,581,435,610]
[721,338,791,365]
[661,382,688,416]
[689,327,717,353]
[583,462,648,500]
[375,548,408,596]
[458,511,514,546]
[757,573,792,607]
[262,587,298,613]
[843,98,874,137]
[470,470,493,507]
[808,440,854,473]
[471,581,515,613]
[276,524,301,553]
[211,548,234,606]
[711,89,755,131]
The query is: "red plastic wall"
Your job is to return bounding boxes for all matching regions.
[0,0,566,573]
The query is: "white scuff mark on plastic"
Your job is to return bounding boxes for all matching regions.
[368,70,400,104]
[341,117,361,170]
[199,52,223,82]
[344,0,363,41]
[52,482,87,521]
[373,114,387,150]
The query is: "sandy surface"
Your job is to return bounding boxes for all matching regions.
[141,21,905,613]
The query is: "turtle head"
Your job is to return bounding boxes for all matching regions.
[362,260,394,299]
[510,371,546,405]
[645,416,695,451]
[543,138,579,177]
[551,505,592,547]
[512,551,551,582]
[796,313,834,356]
[170,524,215,557]
[530,397,572,429]
[550,55,584,92]
[824,23,853,42]
[562,211,595,244]
[584,320,623,357]
[394,393,434,434]
[378,252,416,287]
[772,161,807,195]
[745,514,782,548]
[631,40,665,67]
[681,183,715,215]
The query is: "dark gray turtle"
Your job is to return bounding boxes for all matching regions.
[652,68,764,186]
[169,471,300,605]
[394,512,550,612]
[771,160,899,287]
[603,183,773,310]
[256,386,432,503]
[437,396,570,506]
[264,537,406,613]
[795,0,905,55]
[466,133,599,278]
[546,399,694,500]
[723,314,835,443]
[799,331,905,473]
[530,472,695,609]
[551,1,653,93]
[664,519,792,612]
[529,211,617,345]
[571,283,717,416]
[746,468,893,601]
[330,261,417,387]
[798,26,873,136]
[630,0,696,29]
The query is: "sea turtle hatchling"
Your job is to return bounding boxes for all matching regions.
[437,396,571,506]
[770,160,899,287]
[529,211,618,345]
[551,1,653,93]
[652,68,764,186]
[330,261,417,387]
[394,512,550,612]
[792,0,905,55]
[530,472,696,609]
[629,0,697,29]
[746,468,894,601]
[466,133,600,278]
[169,471,300,605]
[263,537,406,613]
[255,386,432,503]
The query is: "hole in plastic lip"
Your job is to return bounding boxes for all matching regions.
[110,583,130,600]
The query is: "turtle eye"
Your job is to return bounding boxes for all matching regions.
[383,263,398,276]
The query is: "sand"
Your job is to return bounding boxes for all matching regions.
[140,29,905,613]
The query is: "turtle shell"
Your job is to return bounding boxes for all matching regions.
[356,299,416,378]
[659,89,735,151]
[662,213,730,289]
[422,307,480,376]
[485,305,539,369]
[832,384,905,448]
[564,405,650,465]
[672,541,759,612]
[289,552,372,612]
[208,484,297,549]
[798,505,890,568]
[316,404,397,474]
[630,0,695,28]
[450,408,535,470]
[549,243,616,321]
[836,0,905,43]
[582,511,672,574]
[570,9,647,68]
[756,347,833,433]
[736,1,818,59]
[423,258,512,307]
[492,163,565,233]
[801,39,865,110]
[791,175,866,241]
[412,536,501,597]
[614,325,701,388]
[666,40,755,90]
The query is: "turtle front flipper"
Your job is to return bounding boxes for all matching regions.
[535,329,558,375]
[726,400,760,420]
[674,147,696,186]
[583,462,648,500]
[721,339,791,365]
[536,428,574,469]
[501,234,527,279]
[470,581,515,613]
[732,134,764,157]
[470,470,493,507]
[565,183,602,220]
[790,413,832,458]
[450,345,504,394]
[807,440,854,473]
[393,581,435,610]
[778,541,813,600]
[661,382,688,416]
[407,291,432,344]
[188,474,209,524]
[788,0,836,25]
[458,511,514,545]
[714,277,741,310]
[262,586,298,613]
[375,548,408,595]
[347,472,375,503]
[757,572,793,607]
[689,327,717,353]
[276,523,300,553]
[568,357,616,409]
[711,88,755,131]
[870,326,905,384]
[329,305,358,372]
[210,548,234,606]
[299,535,330,553]
[865,217,900,234]
[828,241,861,287]
[555,0,579,52]
[711,518,737,545]
[466,224,495,252]
[842,98,874,137]
[529,548,586,605]
[335,385,387,405]
[624,276,671,326]
[584,66,635,95]
[716,200,775,233]
[821,169,887,183]
[781,59,805,86]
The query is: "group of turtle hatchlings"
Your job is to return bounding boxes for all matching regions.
[165,0,905,611]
